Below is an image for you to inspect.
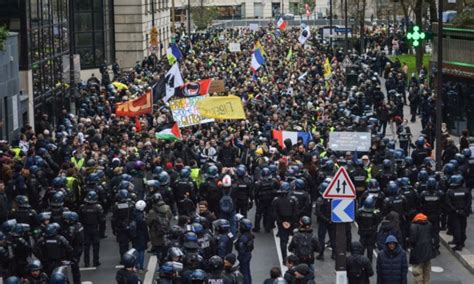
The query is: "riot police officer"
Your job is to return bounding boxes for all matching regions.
[288,216,320,271]
[23,259,49,283]
[360,179,385,210]
[79,191,104,267]
[157,261,183,284]
[253,167,278,233]
[204,256,232,284]
[350,159,368,200]
[355,196,381,263]
[235,218,254,284]
[9,195,37,226]
[290,179,311,219]
[419,177,444,255]
[112,189,134,258]
[33,223,73,275]
[192,222,215,261]
[47,191,68,226]
[273,182,298,261]
[377,159,397,191]
[199,165,222,215]
[116,249,142,284]
[62,211,84,284]
[446,175,472,251]
[215,219,233,258]
[383,181,408,247]
[174,168,197,217]
[315,181,335,260]
[157,172,178,216]
[233,165,253,218]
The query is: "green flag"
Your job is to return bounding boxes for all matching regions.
[286,47,293,61]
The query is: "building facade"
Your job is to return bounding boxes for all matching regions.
[0,33,28,142]
[114,0,171,69]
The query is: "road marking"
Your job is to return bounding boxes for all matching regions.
[82,282,93,284]
[272,228,287,274]
[115,265,124,269]
[431,266,444,273]
[79,267,97,271]
[144,255,158,283]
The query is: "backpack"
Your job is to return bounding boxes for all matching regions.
[348,256,364,278]
[219,189,234,214]
[295,233,313,259]
[154,208,170,232]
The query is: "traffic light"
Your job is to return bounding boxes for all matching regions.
[407,25,426,47]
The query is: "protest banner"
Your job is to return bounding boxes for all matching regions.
[196,95,246,120]
[115,90,152,117]
[169,96,215,127]
[228,42,241,52]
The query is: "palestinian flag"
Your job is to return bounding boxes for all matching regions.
[155,122,182,141]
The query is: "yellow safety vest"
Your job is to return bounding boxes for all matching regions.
[71,157,84,170]
[364,166,372,183]
[191,168,201,187]
[11,147,22,160]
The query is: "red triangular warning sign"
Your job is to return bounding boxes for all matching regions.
[322,167,356,199]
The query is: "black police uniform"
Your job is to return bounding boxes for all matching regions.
[288,227,320,266]
[111,199,134,257]
[33,234,73,275]
[420,188,444,251]
[79,202,104,266]
[355,207,381,262]
[253,177,278,232]
[116,268,142,284]
[63,221,85,284]
[315,196,335,258]
[272,192,298,261]
[233,176,253,217]
[174,177,197,216]
[446,185,472,249]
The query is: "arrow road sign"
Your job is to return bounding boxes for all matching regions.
[323,167,356,199]
[331,199,355,223]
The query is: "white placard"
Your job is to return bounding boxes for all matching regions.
[228,42,241,52]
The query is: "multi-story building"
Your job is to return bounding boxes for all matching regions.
[0,32,28,142]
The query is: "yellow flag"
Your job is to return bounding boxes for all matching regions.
[323,58,332,79]
[196,95,246,120]
[255,41,266,56]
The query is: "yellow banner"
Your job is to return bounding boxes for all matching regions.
[324,58,332,79]
[196,95,246,120]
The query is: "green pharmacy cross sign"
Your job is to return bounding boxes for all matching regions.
[407,25,426,47]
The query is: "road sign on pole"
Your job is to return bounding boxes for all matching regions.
[322,167,356,199]
[331,199,355,223]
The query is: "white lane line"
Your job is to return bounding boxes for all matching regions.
[144,255,158,284]
[82,282,93,284]
[79,267,97,271]
[115,265,124,269]
[272,228,287,274]
[272,228,293,275]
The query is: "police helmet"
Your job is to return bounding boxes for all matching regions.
[387,181,399,195]
[190,269,207,281]
[116,189,129,202]
[15,195,30,207]
[49,266,68,284]
[180,168,191,178]
[319,181,329,194]
[52,177,66,188]
[121,248,138,268]
[86,173,100,185]
[170,225,183,239]
[280,182,291,192]
[207,165,219,178]
[153,166,164,177]
[84,190,99,203]
[62,211,79,223]
[4,276,21,284]
[208,256,224,271]
[269,164,278,175]
[449,174,464,187]
[300,216,311,227]
[404,156,414,167]
[415,137,425,148]
[455,153,465,164]
[168,247,184,259]
[363,195,375,209]
[37,212,51,223]
[215,219,230,233]
[261,167,271,178]
[146,179,160,189]
[86,159,96,168]
[27,259,43,272]
[427,177,437,190]
[443,163,455,176]
[191,222,204,234]
[294,179,305,190]
[50,191,65,207]
[121,173,133,182]
[239,218,253,231]
[151,193,163,204]
[45,223,60,237]
[236,165,246,177]
[382,159,392,169]
[462,148,472,159]
[158,172,171,185]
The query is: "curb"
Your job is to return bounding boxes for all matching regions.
[439,230,474,274]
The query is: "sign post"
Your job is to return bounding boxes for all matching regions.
[323,167,356,284]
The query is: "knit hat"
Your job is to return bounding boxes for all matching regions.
[224,253,237,265]
[295,263,310,275]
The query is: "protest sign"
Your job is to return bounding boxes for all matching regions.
[169,96,215,127]
[196,95,246,120]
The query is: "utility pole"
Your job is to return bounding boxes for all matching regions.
[344,0,348,53]
[330,0,333,47]
[68,0,75,108]
[187,0,191,35]
[171,0,176,34]
[435,0,443,170]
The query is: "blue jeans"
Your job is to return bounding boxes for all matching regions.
[137,249,145,270]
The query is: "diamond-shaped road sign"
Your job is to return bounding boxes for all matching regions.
[331,199,355,223]
[322,167,356,199]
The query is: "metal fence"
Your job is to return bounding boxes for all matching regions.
[211,19,371,29]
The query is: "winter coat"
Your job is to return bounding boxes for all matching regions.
[409,214,434,265]
[376,220,402,250]
[131,209,150,251]
[146,202,172,246]
[223,260,244,284]
[346,241,374,284]
[376,235,408,284]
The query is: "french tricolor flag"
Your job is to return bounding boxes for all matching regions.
[251,48,265,72]
[272,130,312,148]
[276,17,287,30]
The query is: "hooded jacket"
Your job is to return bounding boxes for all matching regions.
[376,235,408,284]
[346,241,374,284]
[409,213,434,265]
[223,260,244,284]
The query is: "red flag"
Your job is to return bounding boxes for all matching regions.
[135,117,142,132]
[115,90,153,117]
